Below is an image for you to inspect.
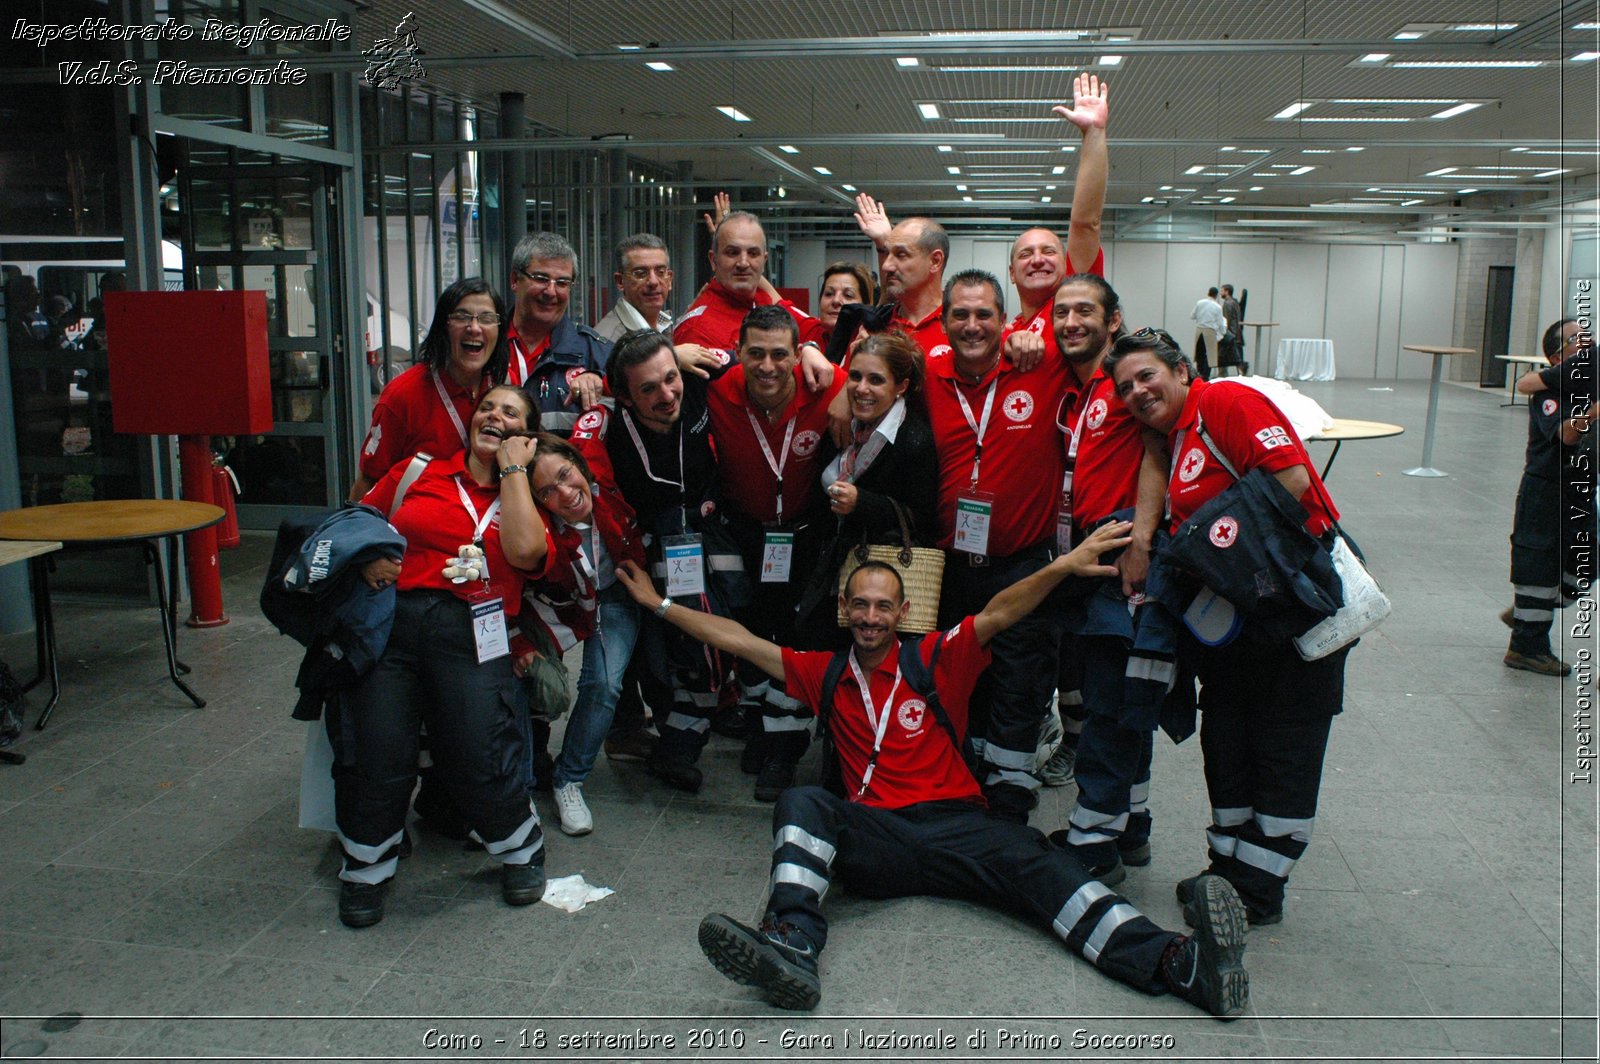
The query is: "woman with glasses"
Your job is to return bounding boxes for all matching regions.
[334,385,555,928]
[1105,331,1348,929]
[349,277,509,501]
[520,433,647,836]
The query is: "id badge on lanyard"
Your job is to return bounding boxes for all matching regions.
[662,533,705,597]
[469,591,510,663]
[954,491,995,557]
[1056,469,1075,554]
[761,530,794,583]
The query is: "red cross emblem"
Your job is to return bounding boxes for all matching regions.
[1002,389,1035,422]
[1209,516,1239,548]
[1179,448,1206,483]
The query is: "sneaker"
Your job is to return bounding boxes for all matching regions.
[501,857,546,906]
[1177,873,1282,927]
[753,758,796,802]
[1035,710,1064,769]
[553,782,593,836]
[603,730,656,763]
[647,753,703,793]
[338,880,386,928]
[1037,743,1077,787]
[1504,649,1571,676]
[698,913,821,1011]
[1161,874,1249,1019]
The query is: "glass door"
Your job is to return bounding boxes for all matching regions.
[179,148,347,526]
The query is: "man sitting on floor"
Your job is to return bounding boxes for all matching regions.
[613,522,1250,1019]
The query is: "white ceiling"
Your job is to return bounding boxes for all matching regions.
[353,0,1600,239]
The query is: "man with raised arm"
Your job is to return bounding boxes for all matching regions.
[613,528,1250,1020]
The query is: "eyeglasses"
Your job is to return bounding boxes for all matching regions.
[517,266,574,291]
[447,311,502,326]
[626,266,673,281]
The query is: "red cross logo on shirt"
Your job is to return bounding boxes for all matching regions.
[1179,448,1206,483]
[1002,389,1035,423]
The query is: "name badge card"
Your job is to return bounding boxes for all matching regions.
[663,533,706,597]
[1056,470,1075,554]
[954,493,994,556]
[761,531,794,583]
[469,596,510,663]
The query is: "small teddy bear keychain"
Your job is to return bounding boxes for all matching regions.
[442,543,486,583]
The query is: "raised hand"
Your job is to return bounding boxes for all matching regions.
[852,192,892,248]
[1053,72,1109,132]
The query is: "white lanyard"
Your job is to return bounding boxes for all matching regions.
[453,476,501,581]
[954,377,999,488]
[1066,377,1099,462]
[849,649,902,800]
[431,368,470,449]
[745,408,797,523]
[621,409,686,495]
[510,335,531,385]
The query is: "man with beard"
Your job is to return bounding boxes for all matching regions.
[1048,275,1171,884]
[612,539,1251,1021]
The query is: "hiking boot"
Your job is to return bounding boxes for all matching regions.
[753,757,796,802]
[501,857,546,906]
[338,880,386,928]
[711,703,755,741]
[1177,873,1282,927]
[553,781,593,836]
[1504,649,1571,676]
[647,753,703,793]
[1161,874,1249,1019]
[698,913,821,1011]
[1037,743,1077,787]
[603,729,656,763]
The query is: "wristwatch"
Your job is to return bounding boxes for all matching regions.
[500,464,527,477]
[654,597,672,618]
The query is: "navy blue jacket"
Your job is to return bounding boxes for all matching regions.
[518,314,612,437]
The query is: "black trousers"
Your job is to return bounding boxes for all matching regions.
[1065,635,1155,865]
[328,591,542,884]
[1189,635,1348,919]
[767,786,1175,994]
[940,544,1059,812]
[1509,473,1594,654]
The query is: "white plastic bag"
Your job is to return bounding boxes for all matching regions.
[298,720,338,831]
[1294,535,1390,660]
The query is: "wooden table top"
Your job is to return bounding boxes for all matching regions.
[0,539,63,566]
[1242,321,1280,327]
[1403,344,1477,356]
[1311,418,1406,442]
[1496,354,1551,366]
[0,500,225,544]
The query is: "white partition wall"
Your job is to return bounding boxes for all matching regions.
[1104,241,1168,333]
[1325,245,1386,378]
[1162,244,1223,345]
[1395,244,1462,379]
[1374,245,1408,379]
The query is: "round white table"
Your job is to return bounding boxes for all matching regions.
[1275,338,1336,381]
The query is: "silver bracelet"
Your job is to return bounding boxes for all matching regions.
[499,464,527,477]
[654,597,672,618]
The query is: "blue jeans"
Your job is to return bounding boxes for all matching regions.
[553,583,641,787]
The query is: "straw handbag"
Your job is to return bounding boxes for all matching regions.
[835,498,945,633]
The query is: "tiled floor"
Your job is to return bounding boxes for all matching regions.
[0,377,1595,1062]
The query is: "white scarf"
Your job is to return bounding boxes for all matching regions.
[822,397,908,486]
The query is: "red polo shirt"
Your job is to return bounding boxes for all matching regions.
[925,350,1071,556]
[1164,379,1339,536]
[891,302,951,359]
[1003,248,1107,367]
[707,363,845,525]
[359,364,489,482]
[782,617,989,810]
[362,451,560,618]
[673,279,825,353]
[1064,370,1145,525]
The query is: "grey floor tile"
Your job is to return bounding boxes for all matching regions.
[1366,889,1563,969]
[550,910,719,996]
[0,863,173,938]
[0,801,135,863]
[603,848,769,918]
[0,937,229,1020]
[233,883,449,969]
[29,756,198,814]
[390,893,590,984]
[55,805,258,874]
[1338,835,1501,896]
[110,874,311,952]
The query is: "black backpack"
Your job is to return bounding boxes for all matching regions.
[813,637,962,796]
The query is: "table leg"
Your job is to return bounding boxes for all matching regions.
[163,537,190,676]
[28,556,62,730]
[1319,440,1344,480]
[1405,353,1449,477]
[146,540,205,707]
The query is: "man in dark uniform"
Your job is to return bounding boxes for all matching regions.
[614,527,1250,1020]
[1505,317,1595,675]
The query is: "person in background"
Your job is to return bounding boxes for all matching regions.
[816,261,875,353]
[1189,288,1226,381]
[593,233,675,340]
[504,231,609,434]
[1503,317,1594,675]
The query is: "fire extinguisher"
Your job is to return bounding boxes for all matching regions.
[212,460,241,549]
